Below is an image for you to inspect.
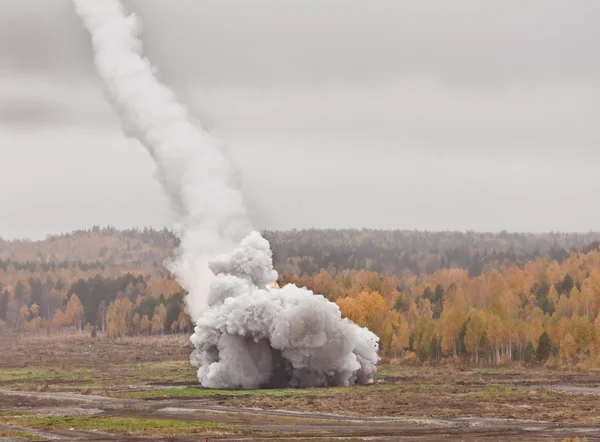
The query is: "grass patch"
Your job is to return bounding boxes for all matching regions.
[0,430,45,440]
[114,383,400,400]
[0,367,93,384]
[129,360,197,383]
[115,385,357,399]
[0,410,36,417]
[437,408,462,417]
[471,368,521,376]
[2,415,234,436]
[374,365,407,378]
[463,383,525,399]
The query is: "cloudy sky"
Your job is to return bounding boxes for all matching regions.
[1,0,599,239]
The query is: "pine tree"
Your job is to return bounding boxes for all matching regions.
[524,340,535,363]
[536,332,551,362]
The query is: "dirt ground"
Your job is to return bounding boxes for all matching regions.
[1,333,599,441]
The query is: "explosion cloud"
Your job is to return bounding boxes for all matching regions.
[74,0,380,389]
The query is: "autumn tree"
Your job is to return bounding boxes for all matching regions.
[27,303,41,332]
[570,315,592,356]
[178,311,192,334]
[390,315,410,357]
[464,309,486,363]
[151,304,167,335]
[18,305,29,331]
[440,304,466,356]
[560,333,577,363]
[106,297,134,338]
[65,294,84,331]
[139,314,151,335]
[413,317,440,362]
[486,314,506,364]
[594,314,600,353]
[51,308,67,329]
[131,312,141,335]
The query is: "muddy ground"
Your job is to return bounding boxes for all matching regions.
[1,333,599,441]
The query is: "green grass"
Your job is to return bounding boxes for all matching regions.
[471,368,521,376]
[116,382,402,400]
[374,365,407,378]
[0,430,45,440]
[0,361,196,392]
[463,383,525,399]
[1,415,234,436]
[115,385,356,399]
[0,410,36,417]
[437,408,462,417]
[129,360,197,383]
[0,367,93,384]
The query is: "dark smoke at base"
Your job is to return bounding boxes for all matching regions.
[73,0,380,390]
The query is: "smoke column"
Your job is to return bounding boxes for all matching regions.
[74,0,380,389]
[72,0,249,322]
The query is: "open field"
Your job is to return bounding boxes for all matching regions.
[1,334,600,441]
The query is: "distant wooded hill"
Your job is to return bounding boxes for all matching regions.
[1,226,599,279]
[2,227,600,352]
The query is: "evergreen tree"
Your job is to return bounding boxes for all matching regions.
[536,332,551,362]
[524,340,535,363]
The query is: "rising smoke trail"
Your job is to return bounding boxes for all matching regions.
[74,0,380,389]
[72,0,250,321]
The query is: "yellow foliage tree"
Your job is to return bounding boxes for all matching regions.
[30,303,40,318]
[18,305,30,331]
[569,287,582,317]
[139,314,151,335]
[337,291,399,356]
[440,305,466,356]
[131,312,141,335]
[106,297,133,338]
[560,332,577,363]
[151,304,167,335]
[27,316,42,332]
[390,315,410,357]
[65,294,84,331]
[570,315,593,356]
[178,311,192,333]
[486,314,505,364]
[464,309,486,363]
[51,308,67,329]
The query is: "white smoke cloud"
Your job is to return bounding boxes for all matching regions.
[72,0,251,321]
[73,0,380,389]
[191,233,380,388]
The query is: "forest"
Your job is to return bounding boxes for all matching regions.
[2,227,600,367]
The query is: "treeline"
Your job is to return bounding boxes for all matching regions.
[0,273,191,337]
[0,259,108,273]
[265,229,600,278]
[0,226,175,266]
[280,248,600,366]
[4,227,600,368]
[3,227,600,279]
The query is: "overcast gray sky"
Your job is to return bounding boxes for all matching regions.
[1,0,599,240]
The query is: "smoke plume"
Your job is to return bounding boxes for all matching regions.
[74,0,380,389]
[72,0,250,321]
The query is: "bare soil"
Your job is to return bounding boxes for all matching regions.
[1,333,600,441]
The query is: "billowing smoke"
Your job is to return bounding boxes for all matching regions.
[74,0,380,389]
[191,232,379,388]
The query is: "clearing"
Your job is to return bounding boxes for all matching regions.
[1,333,599,441]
